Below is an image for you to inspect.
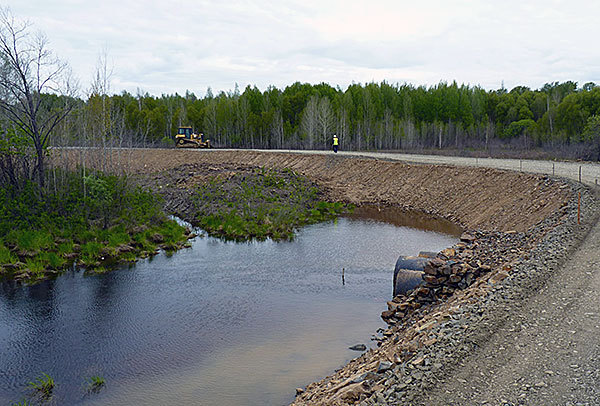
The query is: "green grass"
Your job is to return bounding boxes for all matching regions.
[0,171,191,282]
[0,243,16,264]
[57,240,74,256]
[79,241,104,266]
[107,230,130,247]
[41,252,66,269]
[133,231,157,252]
[25,258,45,273]
[27,372,54,397]
[5,230,54,252]
[193,167,350,241]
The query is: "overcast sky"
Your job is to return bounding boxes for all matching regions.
[7,0,600,97]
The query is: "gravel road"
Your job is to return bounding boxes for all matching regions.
[421,215,600,405]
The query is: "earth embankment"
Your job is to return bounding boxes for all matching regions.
[68,149,570,232]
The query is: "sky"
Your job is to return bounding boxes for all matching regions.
[6,0,600,97]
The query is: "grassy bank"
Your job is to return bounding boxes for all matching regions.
[0,171,190,284]
[193,167,350,241]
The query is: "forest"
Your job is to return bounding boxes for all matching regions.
[48,79,600,159]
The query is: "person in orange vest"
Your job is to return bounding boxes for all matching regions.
[332,134,339,153]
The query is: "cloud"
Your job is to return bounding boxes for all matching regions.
[6,0,600,96]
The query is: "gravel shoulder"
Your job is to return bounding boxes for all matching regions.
[425,219,600,405]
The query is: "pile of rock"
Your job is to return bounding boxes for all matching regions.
[382,232,491,326]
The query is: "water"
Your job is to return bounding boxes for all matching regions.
[0,209,459,405]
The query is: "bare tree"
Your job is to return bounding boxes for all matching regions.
[317,96,334,147]
[0,7,77,187]
[300,95,319,149]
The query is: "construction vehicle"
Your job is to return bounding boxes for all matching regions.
[174,126,211,148]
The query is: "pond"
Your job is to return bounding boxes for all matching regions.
[0,208,459,405]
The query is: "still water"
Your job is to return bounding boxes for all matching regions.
[0,209,459,405]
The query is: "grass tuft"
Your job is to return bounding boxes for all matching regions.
[85,375,106,392]
[27,372,54,397]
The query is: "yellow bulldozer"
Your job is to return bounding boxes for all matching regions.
[174,126,211,148]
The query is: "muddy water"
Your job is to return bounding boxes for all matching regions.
[0,209,458,405]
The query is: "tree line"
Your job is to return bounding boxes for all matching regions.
[57,79,600,155]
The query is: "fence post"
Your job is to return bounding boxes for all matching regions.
[579,166,582,183]
[552,162,555,176]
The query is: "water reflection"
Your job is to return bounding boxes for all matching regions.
[0,210,457,405]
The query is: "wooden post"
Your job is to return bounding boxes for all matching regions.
[579,166,582,183]
[342,268,345,285]
[552,163,555,176]
[578,192,581,225]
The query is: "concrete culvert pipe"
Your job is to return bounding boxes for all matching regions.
[393,256,431,297]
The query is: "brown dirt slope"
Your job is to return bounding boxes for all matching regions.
[109,149,569,232]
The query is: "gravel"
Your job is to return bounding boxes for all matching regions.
[360,180,600,405]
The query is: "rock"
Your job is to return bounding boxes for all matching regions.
[377,361,392,373]
[149,233,164,243]
[381,310,395,321]
[449,274,462,283]
[117,244,136,253]
[295,387,304,396]
[349,344,367,351]
[411,356,425,366]
[440,248,456,258]
[460,233,476,242]
[423,275,437,284]
[489,270,510,284]
[351,371,378,384]
[339,382,369,402]
[429,258,446,267]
